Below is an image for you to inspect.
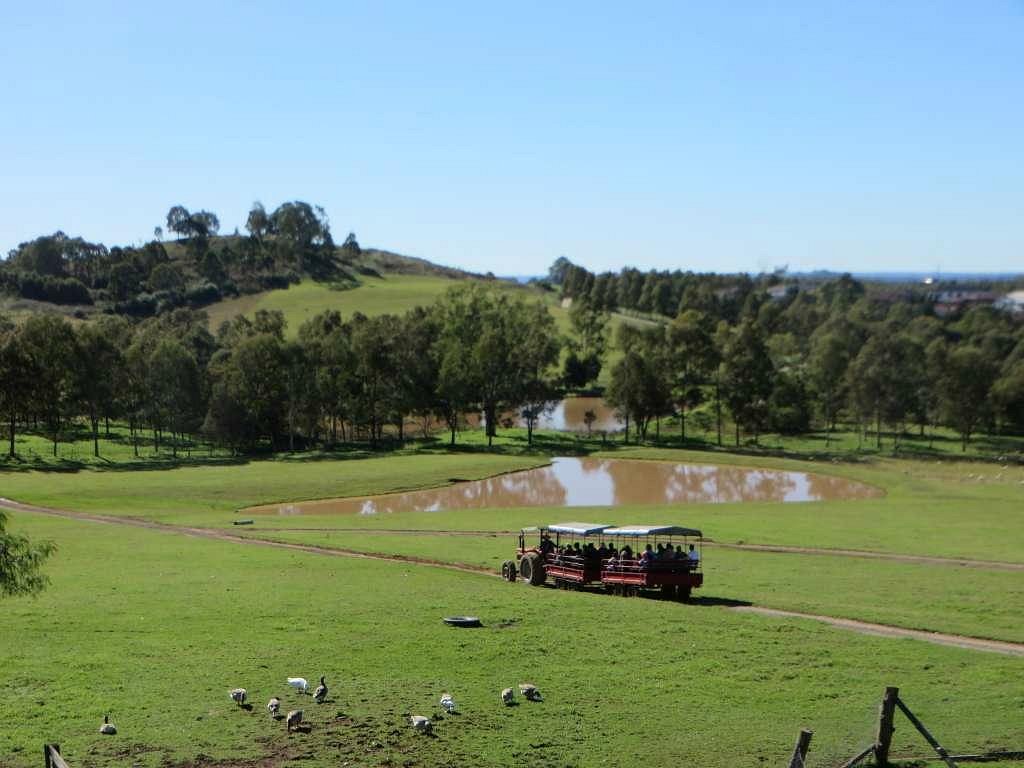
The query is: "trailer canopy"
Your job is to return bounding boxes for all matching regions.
[604,525,703,538]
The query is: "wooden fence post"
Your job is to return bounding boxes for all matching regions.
[895,696,958,768]
[788,729,814,768]
[43,744,59,768]
[875,686,899,766]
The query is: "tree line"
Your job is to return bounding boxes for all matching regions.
[596,271,1024,451]
[0,283,561,458]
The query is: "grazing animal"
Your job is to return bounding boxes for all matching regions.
[286,709,303,732]
[229,688,247,706]
[313,676,328,703]
[500,687,515,706]
[99,714,116,735]
[287,677,309,693]
[440,693,456,714]
[519,683,542,701]
[267,697,281,717]
[409,715,433,734]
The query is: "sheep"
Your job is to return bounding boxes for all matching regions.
[287,677,309,694]
[313,676,328,703]
[408,715,433,734]
[440,693,456,714]
[286,709,303,732]
[99,714,117,735]
[267,697,281,717]
[518,683,542,701]
[500,687,515,706]
[229,688,247,706]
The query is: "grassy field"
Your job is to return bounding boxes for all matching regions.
[2,512,1023,768]
[2,436,1023,767]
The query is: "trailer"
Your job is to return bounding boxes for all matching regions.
[502,522,704,600]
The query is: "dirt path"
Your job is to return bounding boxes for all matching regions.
[731,606,1024,657]
[243,526,1024,571]
[4,497,1023,657]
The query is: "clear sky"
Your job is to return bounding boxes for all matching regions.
[2,1,1021,275]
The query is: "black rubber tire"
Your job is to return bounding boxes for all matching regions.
[520,553,545,586]
[661,584,677,600]
[501,560,516,581]
[678,585,692,601]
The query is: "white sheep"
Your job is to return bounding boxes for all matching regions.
[267,697,281,717]
[409,715,433,734]
[229,688,247,706]
[287,677,309,694]
[440,693,456,714]
[500,687,515,706]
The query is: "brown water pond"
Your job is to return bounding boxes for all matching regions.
[252,457,881,516]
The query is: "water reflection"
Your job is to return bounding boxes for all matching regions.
[252,457,880,516]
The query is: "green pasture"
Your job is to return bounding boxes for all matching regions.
[2,512,1022,768]
[244,530,1024,643]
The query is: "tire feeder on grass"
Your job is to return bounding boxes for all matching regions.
[443,616,483,628]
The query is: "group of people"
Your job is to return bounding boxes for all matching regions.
[539,535,699,570]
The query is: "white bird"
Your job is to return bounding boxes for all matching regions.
[313,676,328,703]
[409,715,433,734]
[267,697,281,717]
[519,683,542,701]
[500,687,515,706]
[287,677,309,694]
[440,693,456,714]
[286,709,303,732]
[229,688,247,706]
[99,714,117,735]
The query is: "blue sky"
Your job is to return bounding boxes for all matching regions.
[2,1,1021,275]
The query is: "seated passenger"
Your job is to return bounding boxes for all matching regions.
[687,544,700,566]
[638,544,655,568]
[620,544,633,561]
[674,545,686,560]
[572,542,583,560]
[597,543,608,559]
[539,534,555,556]
[605,553,618,570]
[656,543,666,560]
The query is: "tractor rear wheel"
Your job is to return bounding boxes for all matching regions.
[519,553,546,586]
[661,584,677,600]
[677,585,692,601]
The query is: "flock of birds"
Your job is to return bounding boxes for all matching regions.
[98,676,542,738]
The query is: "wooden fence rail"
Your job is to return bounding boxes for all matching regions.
[43,744,70,768]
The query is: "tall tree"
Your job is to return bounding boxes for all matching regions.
[75,323,123,457]
[0,329,34,457]
[19,316,79,456]
[667,309,718,441]
[939,346,998,451]
[720,321,774,445]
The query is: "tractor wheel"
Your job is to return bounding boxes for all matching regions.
[501,560,517,582]
[661,584,677,600]
[519,553,546,586]
[677,586,692,601]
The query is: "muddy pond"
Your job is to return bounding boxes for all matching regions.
[254,457,880,516]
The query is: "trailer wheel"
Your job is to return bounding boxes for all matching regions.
[661,584,677,600]
[501,560,517,582]
[519,553,545,586]
[677,586,692,601]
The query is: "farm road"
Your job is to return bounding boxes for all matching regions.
[253,527,1024,572]
[3,497,1023,658]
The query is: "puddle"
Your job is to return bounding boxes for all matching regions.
[251,457,881,516]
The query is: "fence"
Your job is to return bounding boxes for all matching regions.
[786,686,1024,767]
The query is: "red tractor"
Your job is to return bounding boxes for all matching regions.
[502,522,704,600]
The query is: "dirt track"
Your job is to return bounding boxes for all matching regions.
[4,497,1023,657]
[239,526,1024,571]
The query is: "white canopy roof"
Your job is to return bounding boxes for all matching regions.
[546,522,615,536]
[604,525,703,538]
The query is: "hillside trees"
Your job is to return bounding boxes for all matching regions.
[938,346,998,451]
[720,321,774,445]
[666,309,718,440]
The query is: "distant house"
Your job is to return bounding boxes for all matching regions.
[995,290,1024,316]
[930,290,996,318]
[765,284,796,302]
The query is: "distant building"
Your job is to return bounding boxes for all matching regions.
[765,284,796,302]
[930,290,996,318]
[995,290,1024,316]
